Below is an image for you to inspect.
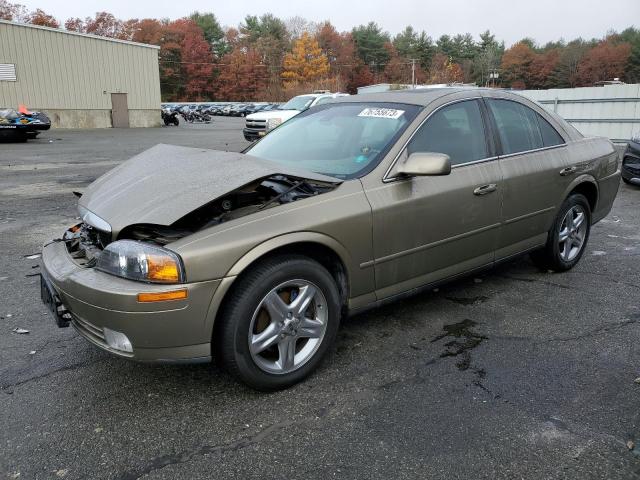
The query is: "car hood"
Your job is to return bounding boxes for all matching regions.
[78,144,340,238]
[246,110,301,121]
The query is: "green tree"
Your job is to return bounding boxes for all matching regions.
[352,22,390,69]
[473,30,504,85]
[189,11,227,57]
[618,27,640,83]
[393,26,434,69]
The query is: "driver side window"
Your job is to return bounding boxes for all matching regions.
[407,100,489,166]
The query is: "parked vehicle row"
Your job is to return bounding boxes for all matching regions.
[161,102,281,120]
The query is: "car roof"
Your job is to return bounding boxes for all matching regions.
[332,87,527,106]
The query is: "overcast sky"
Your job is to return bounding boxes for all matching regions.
[16,0,639,46]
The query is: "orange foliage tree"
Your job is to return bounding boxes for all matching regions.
[429,53,464,83]
[27,8,58,27]
[281,32,329,86]
[500,42,536,88]
[576,40,632,85]
[216,48,268,101]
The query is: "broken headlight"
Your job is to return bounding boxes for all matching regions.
[96,240,185,284]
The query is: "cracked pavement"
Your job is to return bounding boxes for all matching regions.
[1,119,639,479]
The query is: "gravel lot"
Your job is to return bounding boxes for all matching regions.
[1,118,639,479]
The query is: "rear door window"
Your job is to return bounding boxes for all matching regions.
[536,114,565,147]
[487,99,544,155]
[407,99,489,166]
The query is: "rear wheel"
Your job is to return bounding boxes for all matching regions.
[216,255,341,391]
[531,194,591,272]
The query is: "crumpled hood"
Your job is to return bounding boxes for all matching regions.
[79,144,340,238]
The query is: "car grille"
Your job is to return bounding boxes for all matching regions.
[245,119,266,131]
[72,314,106,344]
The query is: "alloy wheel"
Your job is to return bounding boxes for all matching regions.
[558,205,587,262]
[248,280,328,375]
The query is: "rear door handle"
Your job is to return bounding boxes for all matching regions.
[559,166,577,176]
[473,184,497,196]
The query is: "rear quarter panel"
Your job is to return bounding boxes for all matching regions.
[562,136,620,224]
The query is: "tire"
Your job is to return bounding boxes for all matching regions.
[621,176,632,185]
[216,255,341,391]
[530,193,591,272]
[163,118,170,126]
[173,118,179,126]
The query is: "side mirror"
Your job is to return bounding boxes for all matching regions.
[397,152,452,177]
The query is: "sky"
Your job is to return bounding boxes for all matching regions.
[14,0,640,46]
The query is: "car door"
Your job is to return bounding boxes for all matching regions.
[363,99,503,300]
[484,97,571,259]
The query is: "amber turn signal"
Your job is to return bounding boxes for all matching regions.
[137,289,188,303]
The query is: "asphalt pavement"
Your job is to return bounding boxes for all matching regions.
[1,118,639,479]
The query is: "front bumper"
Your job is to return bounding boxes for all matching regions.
[41,240,221,363]
[622,163,640,185]
[242,127,266,142]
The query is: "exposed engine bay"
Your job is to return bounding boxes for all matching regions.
[62,175,336,263]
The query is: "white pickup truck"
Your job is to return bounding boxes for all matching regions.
[243,92,348,142]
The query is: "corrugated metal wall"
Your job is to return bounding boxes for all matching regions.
[518,84,640,141]
[0,20,161,111]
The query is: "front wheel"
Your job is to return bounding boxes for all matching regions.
[531,193,591,272]
[216,255,341,391]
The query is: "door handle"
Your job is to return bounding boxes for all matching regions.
[473,184,497,196]
[559,166,577,176]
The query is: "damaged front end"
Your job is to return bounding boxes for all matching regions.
[63,174,337,264]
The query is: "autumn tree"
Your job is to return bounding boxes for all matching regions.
[240,14,290,96]
[216,48,268,101]
[576,39,632,85]
[429,53,463,84]
[281,32,329,85]
[550,39,591,87]
[27,8,58,27]
[529,49,560,89]
[0,0,27,21]
[345,64,374,94]
[130,18,164,45]
[500,41,536,88]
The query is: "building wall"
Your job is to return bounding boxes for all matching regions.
[518,84,640,141]
[0,20,161,128]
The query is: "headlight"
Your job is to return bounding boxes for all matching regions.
[266,118,282,130]
[96,240,185,284]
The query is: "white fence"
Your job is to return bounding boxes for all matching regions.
[518,83,640,141]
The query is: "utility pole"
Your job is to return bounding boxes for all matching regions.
[411,59,416,89]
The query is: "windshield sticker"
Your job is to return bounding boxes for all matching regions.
[358,108,405,119]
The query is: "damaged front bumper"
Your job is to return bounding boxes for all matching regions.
[40,240,220,363]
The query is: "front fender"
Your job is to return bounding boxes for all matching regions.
[202,231,369,344]
[226,231,353,277]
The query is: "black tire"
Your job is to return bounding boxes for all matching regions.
[216,255,341,391]
[163,118,171,126]
[621,176,632,185]
[173,118,179,126]
[531,193,591,272]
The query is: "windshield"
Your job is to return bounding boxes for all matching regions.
[279,95,316,111]
[246,103,420,179]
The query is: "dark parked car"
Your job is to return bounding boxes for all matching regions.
[40,88,620,390]
[621,137,640,186]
